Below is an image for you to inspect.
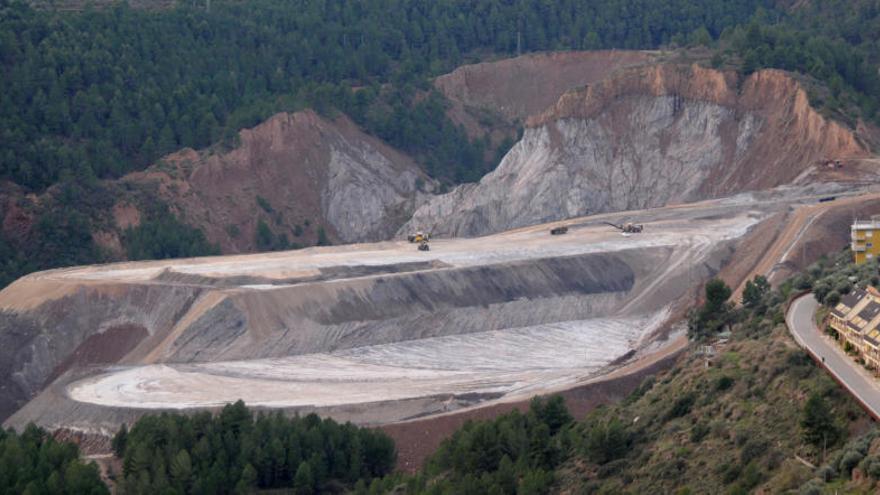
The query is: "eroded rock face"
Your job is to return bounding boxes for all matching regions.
[129,111,433,249]
[322,145,427,243]
[404,64,868,237]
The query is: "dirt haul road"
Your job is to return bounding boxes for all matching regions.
[3,183,879,434]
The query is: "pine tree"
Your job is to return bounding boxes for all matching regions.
[235,463,258,494]
[801,393,839,447]
[293,461,314,495]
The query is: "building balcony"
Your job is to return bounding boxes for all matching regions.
[853,244,867,252]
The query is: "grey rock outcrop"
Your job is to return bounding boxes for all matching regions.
[323,143,430,243]
[403,64,866,237]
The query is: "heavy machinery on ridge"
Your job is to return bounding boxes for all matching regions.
[408,231,431,251]
[408,231,429,243]
[603,221,643,234]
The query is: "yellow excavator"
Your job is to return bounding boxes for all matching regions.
[408,231,431,251]
[408,231,429,243]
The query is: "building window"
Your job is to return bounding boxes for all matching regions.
[869,243,874,248]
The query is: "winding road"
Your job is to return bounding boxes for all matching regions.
[786,294,880,419]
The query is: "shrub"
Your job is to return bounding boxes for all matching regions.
[740,439,767,465]
[690,422,710,443]
[839,449,864,476]
[623,375,655,405]
[798,479,823,495]
[256,195,273,213]
[802,393,841,448]
[666,394,696,420]
[714,375,735,392]
[585,418,630,465]
[826,290,841,307]
[816,464,837,482]
[859,455,880,478]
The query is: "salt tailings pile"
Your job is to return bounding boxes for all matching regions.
[2,192,794,433]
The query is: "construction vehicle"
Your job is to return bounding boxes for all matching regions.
[417,240,430,251]
[550,226,569,235]
[603,221,643,234]
[408,231,429,243]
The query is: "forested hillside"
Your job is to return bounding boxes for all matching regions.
[730,0,880,123]
[0,0,773,191]
[0,0,878,287]
[110,401,396,494]
[0,425,107,494]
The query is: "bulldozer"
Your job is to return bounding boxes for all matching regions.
[408,231,429,243]
[603,221,643,234]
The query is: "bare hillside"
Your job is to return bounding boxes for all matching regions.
[436,50,653,133]
[125,111,434,250]
[405,64,870,237]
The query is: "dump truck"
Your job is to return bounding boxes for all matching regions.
[603,221,643,234]
[550,226,569,235]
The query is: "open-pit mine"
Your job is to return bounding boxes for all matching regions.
[6,182,880,436]
[2,53,880,445]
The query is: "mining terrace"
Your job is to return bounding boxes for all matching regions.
[4,182,879,436]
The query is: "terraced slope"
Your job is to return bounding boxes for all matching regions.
[5,182,879,434]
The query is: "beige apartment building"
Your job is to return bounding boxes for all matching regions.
[829,287,880,369]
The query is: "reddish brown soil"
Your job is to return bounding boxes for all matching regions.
[112,203,141,230]
[437,51,654,125]
[1,199,32,240]
[381,350,680,473]
[530,64,870,196]
[53,428,113,456]
[124,110,423,252]
[436,51,654,151]
[45,324,148,387]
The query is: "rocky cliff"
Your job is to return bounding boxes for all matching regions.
[404,64,869,237]
[128,111,433,250]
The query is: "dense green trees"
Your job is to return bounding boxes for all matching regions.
[725,6,880,122]
[112,401,396,494]
[0,178,112,287]
[402,396,574,494]
[124,206,219,260]
[0,424,108,495]
[0,0,773,192]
